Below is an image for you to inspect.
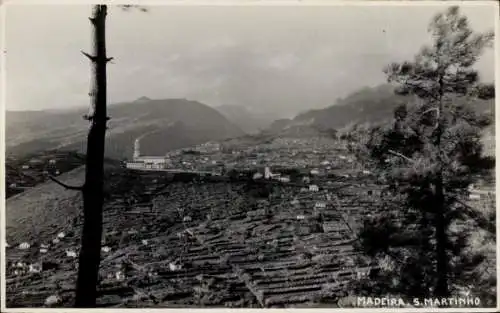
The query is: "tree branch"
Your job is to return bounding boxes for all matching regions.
[454,199,495,234]
[421,107,439,116]
[387,150,416,163]
[119,5,148,12]
[81,50,97,62]
[49,175,84,191]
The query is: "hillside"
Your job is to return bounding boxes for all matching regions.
[270,84,495,133]
[5,134,376,307]
[6,98,245,159]
[5,130,494,308]
[5,150,87,199]
[267,119,293,133]
[215,105,277,134]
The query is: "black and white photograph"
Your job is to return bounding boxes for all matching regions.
[1,0,497,310]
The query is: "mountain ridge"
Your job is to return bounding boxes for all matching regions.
[267,84,495,133]
[6,98,245,159]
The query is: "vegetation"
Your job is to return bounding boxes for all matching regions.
[351,6,495,305]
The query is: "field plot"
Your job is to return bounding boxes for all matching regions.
[5,171,376,308]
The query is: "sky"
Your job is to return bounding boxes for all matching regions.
[3,3,496,118]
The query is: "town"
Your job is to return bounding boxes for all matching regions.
[5,127,493,307]
[3,3,496,309]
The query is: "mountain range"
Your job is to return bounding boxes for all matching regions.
[270,84,495,133]
[6,98,245,159]
[7,84,494,160]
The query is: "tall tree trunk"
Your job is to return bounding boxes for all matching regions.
[75,5,111,307]
[434,74,449,298]
[434,175,448,298]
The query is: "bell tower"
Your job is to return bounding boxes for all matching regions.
[133,139,140,160]
[264,166,272,179]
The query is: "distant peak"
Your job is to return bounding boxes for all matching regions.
[135,96,151,102]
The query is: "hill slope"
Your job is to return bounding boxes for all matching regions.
[267,84,494,134]
[294,85,408,129]
[6,98,244,159]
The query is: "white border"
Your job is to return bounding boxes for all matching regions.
[0,0,498,312]
[0,0,499,6]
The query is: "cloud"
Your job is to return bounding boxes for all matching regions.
[266,53,300,70]
[5,4,495,117]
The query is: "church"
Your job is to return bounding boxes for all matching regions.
[126,138,171,170]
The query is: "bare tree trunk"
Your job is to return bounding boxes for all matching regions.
[75,5,112,307]
[434,74,449,299]
[434,176,448,298]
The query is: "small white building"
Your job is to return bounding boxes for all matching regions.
[310,169,320,176]
[253,172,263,180]
[469,193,481,200]
[309,184,319,192]
[315,201,326,209]
[279,176,291,183]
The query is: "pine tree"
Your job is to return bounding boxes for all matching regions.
[353,6,495,305]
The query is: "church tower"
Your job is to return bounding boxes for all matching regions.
[264,166,272,179]
[133,139,140,160]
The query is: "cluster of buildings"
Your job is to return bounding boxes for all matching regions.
[6,151,85,198]
[126,139,225,173]
[126,139,172,170]
[252,166,291,183]
[125,133,374,188]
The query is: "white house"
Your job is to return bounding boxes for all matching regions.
[469,194,481,200]
[253,172,264,180]
[279,176,291,183]
[315,201,326,209]
[309,184,319,192]
[310,169,320,176]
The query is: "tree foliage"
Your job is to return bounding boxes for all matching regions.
[352,6,495,306]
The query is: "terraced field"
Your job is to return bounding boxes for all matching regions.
[5,171,377,308]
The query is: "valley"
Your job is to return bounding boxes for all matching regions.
[5,128,495,308]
